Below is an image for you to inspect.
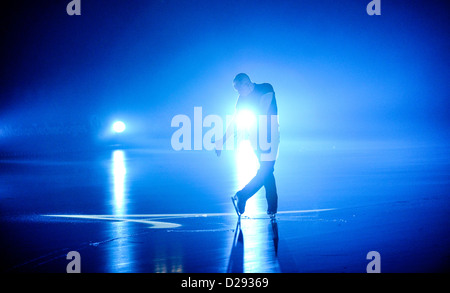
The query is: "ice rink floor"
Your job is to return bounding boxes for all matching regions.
[1,139,449,273]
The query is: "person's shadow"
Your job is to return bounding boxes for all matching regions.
[226,220,244,273]
[269,218,279,257]
[227,218,279,273]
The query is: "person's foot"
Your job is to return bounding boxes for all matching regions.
[267,210,277,220]
[232,193,247,215]
[231,195,240,216]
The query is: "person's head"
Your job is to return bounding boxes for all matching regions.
[233,73,254,96]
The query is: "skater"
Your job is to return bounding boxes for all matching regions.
[215,73,280,218]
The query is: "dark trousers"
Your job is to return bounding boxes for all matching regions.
[237,160,278,213]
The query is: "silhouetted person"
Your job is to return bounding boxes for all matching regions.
[215,73,280,218]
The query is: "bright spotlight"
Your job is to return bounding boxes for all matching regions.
[236,109,256,131]
[112,121,126,133]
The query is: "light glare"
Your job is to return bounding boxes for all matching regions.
[113,121,126,133]
[236,110,256,131]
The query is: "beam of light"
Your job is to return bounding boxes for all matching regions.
[235,140,260,217]
[112,121,126,133]
[234,140,264,272]
[234,109,260,216]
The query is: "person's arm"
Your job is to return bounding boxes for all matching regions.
[259,92,274,114]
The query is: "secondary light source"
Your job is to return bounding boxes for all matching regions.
[112,121,126,133]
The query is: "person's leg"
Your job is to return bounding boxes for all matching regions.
[235,160,276,214]
[263,161,278,214]
[235,167,265,205]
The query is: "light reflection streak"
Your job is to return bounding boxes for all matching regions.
[109,150,133,272]
[112,150,127,215]
[110,150,184,273]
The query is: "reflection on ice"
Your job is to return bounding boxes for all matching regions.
[227,218,281,273]
[109,150,134,272]
[112,150,127,215]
